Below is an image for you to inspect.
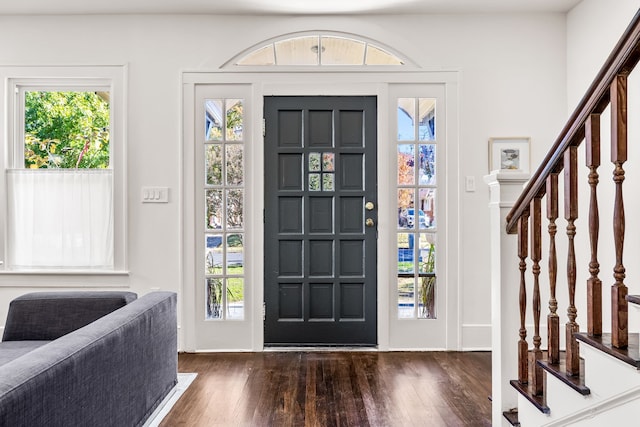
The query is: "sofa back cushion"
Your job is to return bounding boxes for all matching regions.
[2,291,137,341]
[0,291,177,427]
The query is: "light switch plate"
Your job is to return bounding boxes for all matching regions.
[142,187,169,203]
[465,176,476,192]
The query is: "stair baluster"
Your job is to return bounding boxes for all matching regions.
[518,214,529,385]
[531,197,544,395]
[611,74,628,349]
[564,146,580,376]
[547,173,560,364]
[586,114,602,337]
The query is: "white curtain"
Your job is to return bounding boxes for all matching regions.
[7,169,113,269]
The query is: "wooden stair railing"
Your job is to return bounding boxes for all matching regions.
[504,8,640,421]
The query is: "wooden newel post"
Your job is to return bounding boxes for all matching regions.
[546,174,560,364]
[611,74,628,349]
[531,198,543,395]
[518,214,529,385]
[565,146,580,376]
[586,114,602,337]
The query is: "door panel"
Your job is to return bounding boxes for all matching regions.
[264,96,377,345]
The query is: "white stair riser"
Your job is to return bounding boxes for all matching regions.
[581,344,640,397]
[544,373,595,418]
[516,394,550,427]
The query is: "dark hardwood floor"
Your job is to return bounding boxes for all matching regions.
[160,351,491,427]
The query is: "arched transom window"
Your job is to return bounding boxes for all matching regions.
[231,33,407,66]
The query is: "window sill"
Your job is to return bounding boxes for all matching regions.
[0,270,130,287]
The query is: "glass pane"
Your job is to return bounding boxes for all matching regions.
[205,99,223,141]
[236,44,275,66]
[418,188,436,229]
[397,277,415,319]
[322,173,334,191]
[225,99,243,141]
[320,36,365,65]
[397,189,414,229]
[24,91,110,169]
[205,144,222,185]
[206,189,223,230]
[275,36,319,65]
[397,144,414,185]
[205,235,223,275]
[309,152,321,172]
[309,173,321,191]
[397,233,414,274]
[418,144,436,185]
[418,276,436,319]
[418,233,436,274]
[226,233,244,275]
[322,153,334,171]
[206,278,223,320]
[418,98,436,141]
[226,144,243,185]
[397,98,415,141]
[365,44,404,65]
[227,189,243,229]
[227,278,244,320]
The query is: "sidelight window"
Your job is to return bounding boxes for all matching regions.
[396,98,437,319]
[204,98,245,320]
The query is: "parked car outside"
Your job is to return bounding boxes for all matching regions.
[406,208,428,229]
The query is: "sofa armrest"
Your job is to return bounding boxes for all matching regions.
[2,291,137,341]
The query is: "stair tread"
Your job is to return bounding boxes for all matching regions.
[510,379,550,414]
[627,295,640,306]
[502,409,520,426]
[575,332,640,368]
[537,352,590,395]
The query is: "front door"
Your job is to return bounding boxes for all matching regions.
[264,96,377,346]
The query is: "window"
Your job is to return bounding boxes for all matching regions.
[231,33,407,66]
[2,67,126,272]
[396,98,437,319]
[204,98,245,320]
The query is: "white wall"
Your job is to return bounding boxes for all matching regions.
[567,0,640,110]
[0,13,568,350]
[564,2,640,340]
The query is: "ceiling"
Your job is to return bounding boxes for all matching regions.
[0,0,583,15]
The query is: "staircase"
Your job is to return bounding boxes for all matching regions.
[501,8,640,427]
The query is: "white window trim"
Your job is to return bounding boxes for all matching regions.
[0,65,128,282]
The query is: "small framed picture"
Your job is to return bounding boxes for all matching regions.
[488,137,530,173]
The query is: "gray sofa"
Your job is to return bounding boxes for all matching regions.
[0,291,178,427]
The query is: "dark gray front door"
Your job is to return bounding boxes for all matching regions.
[264,96,377,346]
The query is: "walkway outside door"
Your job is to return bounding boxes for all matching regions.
[263,96,378,345]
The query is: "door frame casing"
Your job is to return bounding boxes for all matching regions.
[181,71,460,351]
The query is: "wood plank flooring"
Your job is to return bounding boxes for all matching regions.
[160,351,492,427]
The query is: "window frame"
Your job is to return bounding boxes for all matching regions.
[0,66,127,277]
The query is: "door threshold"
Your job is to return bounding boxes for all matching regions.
[264,346,379,352]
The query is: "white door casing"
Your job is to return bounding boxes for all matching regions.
[181,72,460,351]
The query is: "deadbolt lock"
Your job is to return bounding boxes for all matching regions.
[365,201,375,211]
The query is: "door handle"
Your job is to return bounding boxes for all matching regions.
[365,218,375,227]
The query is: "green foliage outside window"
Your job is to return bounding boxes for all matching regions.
[24,91,110,169]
